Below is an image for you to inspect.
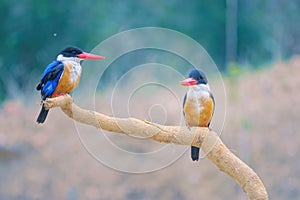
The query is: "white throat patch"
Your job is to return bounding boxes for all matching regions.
[57,54,81,63]
[190,83,210,92]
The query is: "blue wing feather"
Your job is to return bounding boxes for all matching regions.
[40,61,61,81]
[182,93,187,117]
[36,60,64,100]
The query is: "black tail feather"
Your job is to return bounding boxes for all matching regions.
[191,146,200,161]
[36,106,49,124]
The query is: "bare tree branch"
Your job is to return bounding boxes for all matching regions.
[44,94,268,200]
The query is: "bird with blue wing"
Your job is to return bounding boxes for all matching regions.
[36,46,105,124]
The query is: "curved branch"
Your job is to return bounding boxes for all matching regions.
[44,94,268,200]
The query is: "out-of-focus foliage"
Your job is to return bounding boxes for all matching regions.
[1,0,300,101]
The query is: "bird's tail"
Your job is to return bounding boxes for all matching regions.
[36,105,49,124]
[191,146,200,161]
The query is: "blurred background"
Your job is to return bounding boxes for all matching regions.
[1,0,300,199]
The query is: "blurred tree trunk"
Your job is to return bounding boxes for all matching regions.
[226,0,238,67]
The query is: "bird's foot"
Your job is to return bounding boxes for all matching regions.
[53,93,66,97]
[187,124,191,130]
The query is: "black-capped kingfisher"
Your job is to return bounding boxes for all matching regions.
[180,69,215,161]
[36,46,105,124]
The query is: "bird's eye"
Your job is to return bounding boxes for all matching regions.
[72,50,76,54]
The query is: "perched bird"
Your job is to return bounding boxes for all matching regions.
[180,68,215,161]
[36,46,105,124]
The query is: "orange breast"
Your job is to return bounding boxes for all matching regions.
[53,62,81,96]
[184,96,214,127]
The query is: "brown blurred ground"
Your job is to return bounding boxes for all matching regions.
[0,57,299,200]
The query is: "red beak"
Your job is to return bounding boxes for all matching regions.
[77,52,105,60]
[180,78,198,86]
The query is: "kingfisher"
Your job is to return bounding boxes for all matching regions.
[36,46,105,124]
[180,68,215,161]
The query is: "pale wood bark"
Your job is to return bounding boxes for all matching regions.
[43,94,268,200]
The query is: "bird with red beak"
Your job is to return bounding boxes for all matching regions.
[180,68,215,161]
[36,46,105,124]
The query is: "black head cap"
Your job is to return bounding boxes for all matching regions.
[59,46,83,57]
[189,68,208,85]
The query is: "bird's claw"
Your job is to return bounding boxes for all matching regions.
[53,93,66,97]
[187,124,191,130]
